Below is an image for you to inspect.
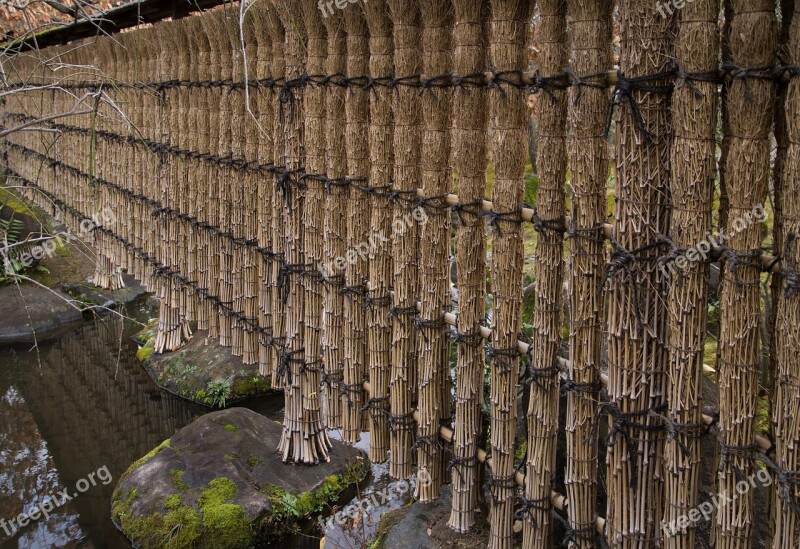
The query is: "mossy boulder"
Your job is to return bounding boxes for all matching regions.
[133,326,275,407]
[111,407,368,548]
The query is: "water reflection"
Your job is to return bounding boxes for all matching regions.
[0,310,198,548]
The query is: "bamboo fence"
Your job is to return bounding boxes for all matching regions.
[3,0,800,546]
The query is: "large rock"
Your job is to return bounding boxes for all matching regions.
[134,326,275,407]
[111,408,368,548]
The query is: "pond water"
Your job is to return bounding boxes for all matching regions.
[0,299,411,549]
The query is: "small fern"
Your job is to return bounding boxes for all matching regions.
[0,217,25,282]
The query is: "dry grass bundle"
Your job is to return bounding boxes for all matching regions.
[386,0,422,481]
[298,0,332,459]
[249,2,275,376]
[523,1,567,546]
[448,0,488,533]
[415,0,453,503]
[662,1,718,547]
[363,0,393,464]
[274,0,313,463]
[186,15,214,332]
[265,3,286,388]
[564,1,611,545]
[715,1,776,547]
[321,7,348,431]
[773,5,800,548]
[341,5,370,444]
[605,1,674,545]
[486,1,533,547]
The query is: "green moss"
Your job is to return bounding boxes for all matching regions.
[170,469,189,492]
[197,478,251,548]
[137,345,155,363]
[223,453,238,461]
[115,477,252,548]
[223,423,238,432]
[164,494,183,510]
[230,375,271,398]
[369,505,405,549]
[247,455,263,468]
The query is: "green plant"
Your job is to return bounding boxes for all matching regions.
[206,377,233,408]
[0,217,25,283]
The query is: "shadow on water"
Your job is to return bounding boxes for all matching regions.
[0,298,413,549]
[0,300,201,548]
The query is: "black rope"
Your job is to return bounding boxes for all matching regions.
[720,62,775,102]
[277,348,306,385]
[588,402,667,489]
[515,494,552,525]
[605,68,676,144]
[551,511,609,549]
[488,345,520,375]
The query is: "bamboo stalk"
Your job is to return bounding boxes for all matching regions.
[414,0,453,503]
[299,0,332,461]
[486,1,533,547]
[523,1,567,546]
[341,5,371,444]
[773,5,800,543]
[715,2,776,547]
[321,7,348,431]
[564,2,612,546]
[447,0,488,533]
[386,0,422,480]
[605,1,674,546]
[363,0,394,463]
[662,1,718,547]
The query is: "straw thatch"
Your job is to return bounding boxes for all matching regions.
[321,7,348,431]
[523,1,567,546]
[564,1,611,546]
[415,0,453,503]
[386,0,422,481]
[774,6,800,546]
[448,0,488,533]
[342,5,370,444]
[662,1,718,547]
[486,1,533,547]
[716,1,776,546]
[363,0,394,464]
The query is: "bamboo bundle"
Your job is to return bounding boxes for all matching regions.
[223,9,252,361]
[321,7,348,431]
[523,1,567,546]
[275,0,330,463]
[448,0,488,533]
[174,20,199,324]
[662,1,718,547]
[241,28,263,367]
[266,4,287,387]
[187,16,213,332]
[299,0,332,459]
[251,3,276,378]
[715,2,776,547]
[199,15,220,335]
[773,6,800,545]
[605,1,673,545]
[208,11,235,350]
[341,5,370,444]
[486,1,533,547]
[363,0,394,465]
[386,0,422,480]
[564,1,611,545]
[415,0,453,503]
[768,1,794,444]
